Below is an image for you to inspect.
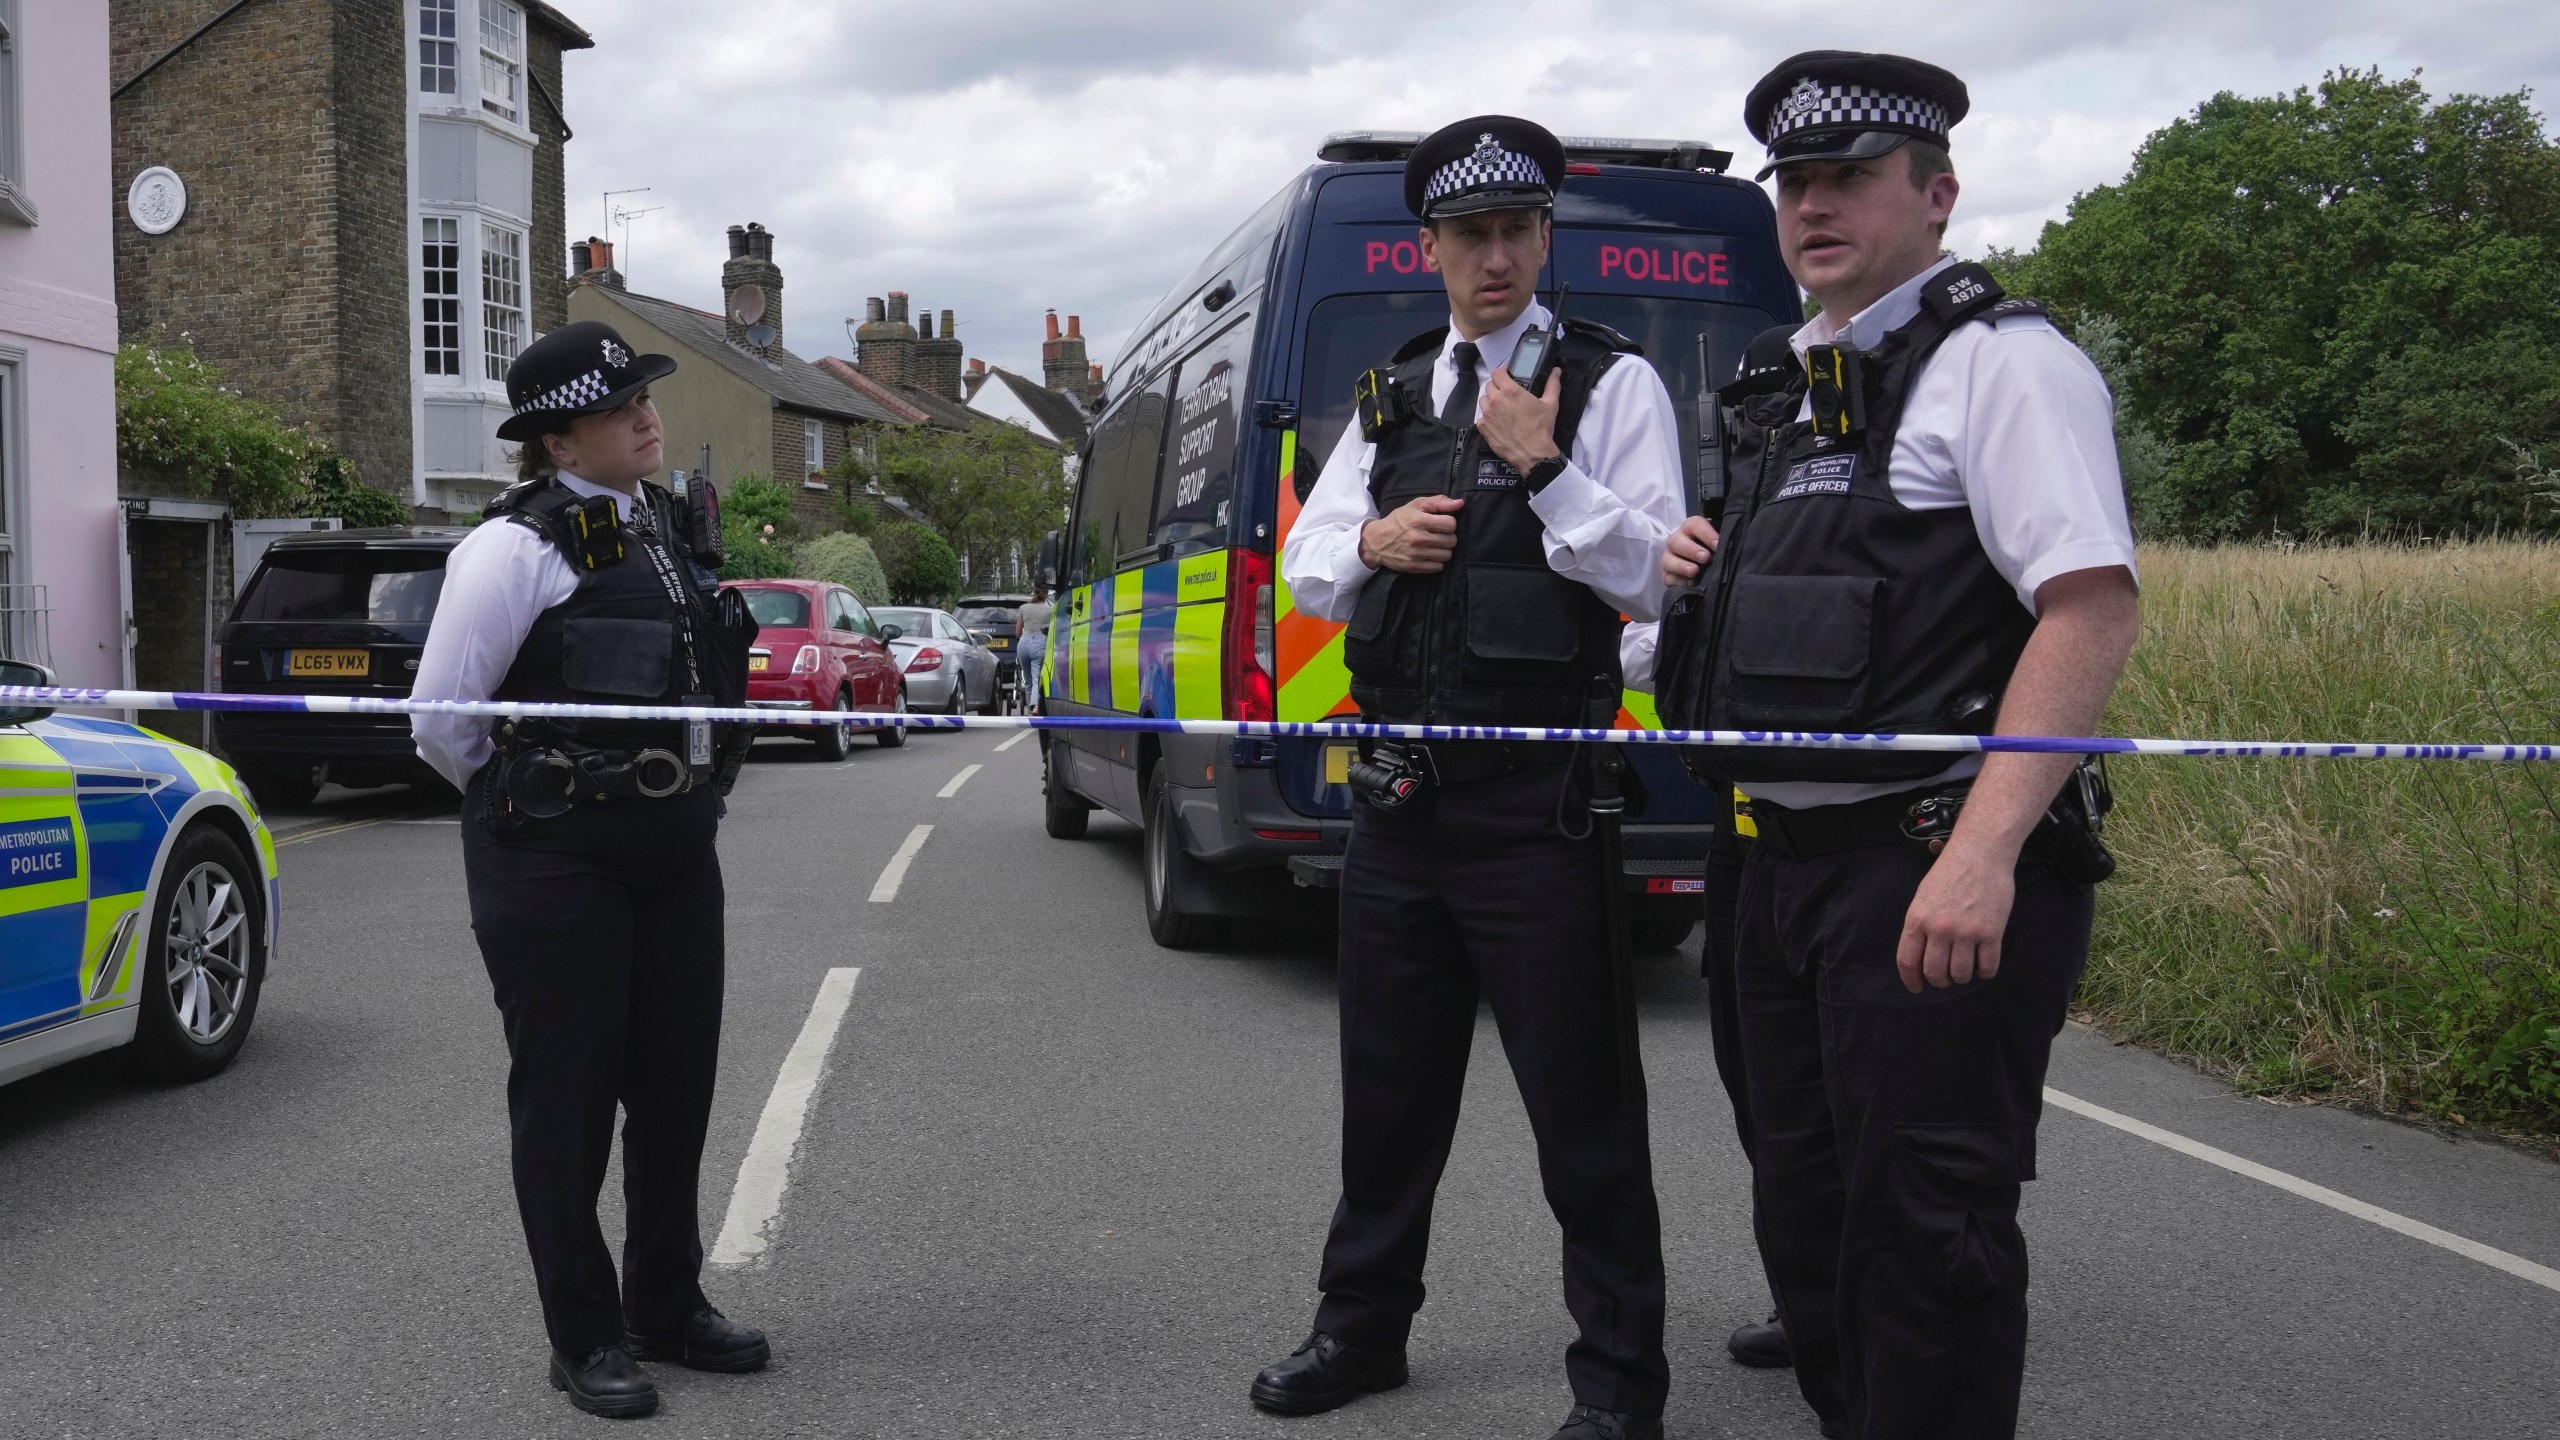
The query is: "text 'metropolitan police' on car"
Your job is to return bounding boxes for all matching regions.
[0,659,281,1090]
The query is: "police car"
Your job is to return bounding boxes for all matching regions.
[0,660,280,1088]
[1035,131,1801,947]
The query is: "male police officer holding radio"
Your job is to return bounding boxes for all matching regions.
[413,321,765,1419]
[1263,116,1686,1440]
[1654,53,2141,1440]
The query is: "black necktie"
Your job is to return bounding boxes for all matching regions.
[1441,341,1480,428]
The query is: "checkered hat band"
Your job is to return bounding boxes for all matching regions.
[1426,146,1548,205]
[519,367,612,416]
[1769,84,1949,143]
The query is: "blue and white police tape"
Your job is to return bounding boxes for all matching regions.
[6,686,2556,762]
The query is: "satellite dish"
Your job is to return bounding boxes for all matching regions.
[746,323,776,349]
[726,283,767,327]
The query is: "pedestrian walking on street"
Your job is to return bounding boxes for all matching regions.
[1653,51,2143,1440]
[1014,586,1052,708]
[1258,115,1687,1440]
[412,321,768,1420]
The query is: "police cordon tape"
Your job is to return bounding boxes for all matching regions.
[8,686,2558,762]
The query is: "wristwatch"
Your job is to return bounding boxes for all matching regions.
[1522,454,1569,495]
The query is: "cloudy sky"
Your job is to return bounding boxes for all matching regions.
[555,0,2558,381]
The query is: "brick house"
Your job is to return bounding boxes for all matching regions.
[110,0,589,518]
[566,224,906,533]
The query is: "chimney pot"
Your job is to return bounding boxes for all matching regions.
[571,240,593,273]
[968,358,986,374]
[1067,315,1082,338]
[1045,310,1061,341]
[887,292,910,323]
[726,224,748,258]
[1090,363,1103,381]
[866,296,885,323]
[940,308,955,333]
[589,238,615,273]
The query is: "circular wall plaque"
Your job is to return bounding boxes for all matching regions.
[127,167,188,235]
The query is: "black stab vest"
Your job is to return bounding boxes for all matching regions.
[1656,264,2049,784]
[487,478,696,752]
[1341,324,1638,728]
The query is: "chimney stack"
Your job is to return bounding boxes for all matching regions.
[721,221,783,356]
[575,234,623,290]
[1042,309,1091,394]
[857,290,918,387]
[914,304,964,400]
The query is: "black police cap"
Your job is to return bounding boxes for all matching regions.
[497,319,679,442]
[1404,116,1565,220]
[1744,51,1969,181]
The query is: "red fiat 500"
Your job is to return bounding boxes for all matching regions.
[723,580,909,757]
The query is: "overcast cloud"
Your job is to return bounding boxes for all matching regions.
[555,0,2559,381]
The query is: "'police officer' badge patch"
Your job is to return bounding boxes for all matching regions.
[1474,454,1523,489]
[1773,453,1856,502]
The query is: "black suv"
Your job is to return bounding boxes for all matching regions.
[215,526,469,809]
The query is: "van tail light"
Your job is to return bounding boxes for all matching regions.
[906,647,945,673]
[1224,548,1276,723]
[790,644,821,675]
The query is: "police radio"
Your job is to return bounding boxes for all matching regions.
[1694,331,1728,519]
[1506,283,1569,393]
[675,442,724,574]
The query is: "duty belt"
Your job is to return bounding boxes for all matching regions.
[489,729,697,827]
[1360,737,1574,786]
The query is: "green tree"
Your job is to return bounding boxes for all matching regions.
[716,472,798,580]
[2004,69,2560,538]
[873,520,962,603]
[871,421,1068,585]
[116,341,409,521]
[796,531,892,605]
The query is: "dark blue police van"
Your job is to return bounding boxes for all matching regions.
[1038,130,1797,947]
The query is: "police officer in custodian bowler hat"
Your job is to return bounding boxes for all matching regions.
[412,321,766,1419]
[1258,116,1687,1440]
[1653,52,2142,1439]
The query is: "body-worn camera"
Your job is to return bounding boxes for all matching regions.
[1347,742,1436,810]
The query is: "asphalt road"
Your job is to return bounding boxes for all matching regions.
[3,728,2555,1438]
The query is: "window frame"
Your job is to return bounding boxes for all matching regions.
[802,418,828,489]
[1152,312,1253,560]
[479,222,525,382]
[417,0,458,97]
[0,0,31,227]
[475,0,524,124]
[419,214,464,379]
[0,350,21,605]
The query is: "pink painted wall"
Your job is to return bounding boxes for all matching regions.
[0,2,120,686]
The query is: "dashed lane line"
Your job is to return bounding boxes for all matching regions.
[938,764,983,798]
[868,824,933,902]
[994,730,1033,753]
[710,966,861,1267]
[2044,1087,2560,1297]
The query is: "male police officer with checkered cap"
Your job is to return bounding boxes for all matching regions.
[1262,116,1687,1440]
[1654,52,2140,1440]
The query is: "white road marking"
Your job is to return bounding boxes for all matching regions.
[271,818,388,847]
[868,824,932,902]
[937,764,982,798]
[710,967,860,1267]
[2044,1087,2560,1296]
[994,729,1033,753]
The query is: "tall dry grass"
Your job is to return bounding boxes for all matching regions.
[2092,540,2560,1133]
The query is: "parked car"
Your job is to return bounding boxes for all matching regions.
[214,526,470,811]
[1,659,282,1089]
[725,579,910,756]
[870,607,999,716]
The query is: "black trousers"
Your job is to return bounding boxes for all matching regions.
[1314,764,1670,1417]
[1700,821,1753,1158]
[1735,841,2090,1440]
[463,764,727,1357]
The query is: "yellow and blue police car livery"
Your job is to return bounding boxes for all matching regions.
[0,713,280,1088]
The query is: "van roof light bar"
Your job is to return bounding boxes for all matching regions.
[1317,131,1731,174]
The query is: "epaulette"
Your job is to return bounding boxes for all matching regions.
[1981,297,2050,323]
[1562,319,1641,356]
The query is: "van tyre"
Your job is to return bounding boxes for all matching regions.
[877,686,909,748]
[1044,742,1090,840]
[1143,765,1221,950]
[1629,918,1697,953]
[130,825,266,1082]
[235,762,319,813]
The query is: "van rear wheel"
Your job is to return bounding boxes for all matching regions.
[1143,765,1220,949]
[1043,741,1089,839]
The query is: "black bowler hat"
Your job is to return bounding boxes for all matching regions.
[496,319,679,442]
[1404,116,1566,220]
[1744,51,1969,181]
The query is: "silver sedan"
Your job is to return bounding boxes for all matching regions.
[871,606,1000,716]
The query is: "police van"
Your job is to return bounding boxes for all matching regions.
[1037,130,1799,947]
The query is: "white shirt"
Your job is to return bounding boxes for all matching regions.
[1744,257,2139,810]
[1281,301,1685,624]
[1620,620,1659,692]
[410,472,641,789]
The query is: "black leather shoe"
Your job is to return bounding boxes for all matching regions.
[1727,1312,1792,1368]
[549,1345,658,1418]
[1248,1331,1408,1415]
[1552,1404,1665,1440]
[627,1304,771,1373]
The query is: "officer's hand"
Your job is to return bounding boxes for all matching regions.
[1661,516,1721,588]
[1478,368,1564,474]
[1895,845,2015,992]
[1360,496,1465,573]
